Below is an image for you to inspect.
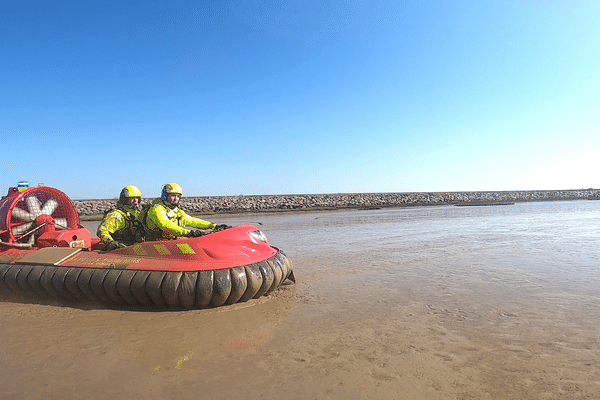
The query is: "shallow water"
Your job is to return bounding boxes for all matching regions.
[2,201,600,399]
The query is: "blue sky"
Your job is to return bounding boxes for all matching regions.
[2,0,599,199]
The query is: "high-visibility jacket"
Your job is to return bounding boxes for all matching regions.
[97,206,140,245]
[144,198,215,240]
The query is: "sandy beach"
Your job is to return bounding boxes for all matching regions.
[1,202,599,399]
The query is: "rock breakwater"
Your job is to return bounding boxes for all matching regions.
[74,189,599,218]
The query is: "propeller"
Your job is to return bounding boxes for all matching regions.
[11,195,69,239]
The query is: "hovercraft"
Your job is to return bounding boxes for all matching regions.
[0,185,294,308]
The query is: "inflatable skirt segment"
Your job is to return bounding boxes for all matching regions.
[0,251,294,308]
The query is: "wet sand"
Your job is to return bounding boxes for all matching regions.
[1,204,599,399]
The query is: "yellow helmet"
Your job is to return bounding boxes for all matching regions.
[119,185,142,203]
[161,182,183,201]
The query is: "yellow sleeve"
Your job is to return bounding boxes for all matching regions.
[180,210,214,230]
[146,204,191,237]
[97,210,126,244]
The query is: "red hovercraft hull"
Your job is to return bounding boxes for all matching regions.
[0,186,294,308]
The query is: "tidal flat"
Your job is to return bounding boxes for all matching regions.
[2,201,599,399]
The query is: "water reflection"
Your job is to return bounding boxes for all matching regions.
[7,200,600,399]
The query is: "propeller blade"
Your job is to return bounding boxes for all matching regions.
[26,196,43,218]
[12,221,34,235]
[12,207,34,222]
[54,218,69,229]
[41,198,59,216]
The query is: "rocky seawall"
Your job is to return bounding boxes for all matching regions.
[75,189,600,218]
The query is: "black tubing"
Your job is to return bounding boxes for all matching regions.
[211,269,232,307]
[0,265,12,293]
[226,267,248,305]
[77,268,100,302]
[64,268,87,300]
[39,266,60,298]
[195,270,214,307]
[16,265,36,293]
[255,261,275,299]
[130,270,153,306]
[162,271,182,307]
[27,266,47,296]
[145,271,167,306]
[89,269,112,303]
[266,259,282,295]
[115,270,139,306]
[4,265,26,294]
[51,267,74,299]
[178,272,197,308]
[0,251,294,309]
[103,269,125,305]
[239,264,263,302]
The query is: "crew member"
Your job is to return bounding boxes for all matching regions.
[97,185,143,251]
[144,182,229,240]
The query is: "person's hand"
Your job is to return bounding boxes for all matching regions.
[214,224,231,231]
[105,241,125,251]
[189,229,205,237]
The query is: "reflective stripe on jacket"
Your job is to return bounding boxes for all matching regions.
[145,198,214,240]
[97,207,139,245]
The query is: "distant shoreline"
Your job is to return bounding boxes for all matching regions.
[76,188,599,220]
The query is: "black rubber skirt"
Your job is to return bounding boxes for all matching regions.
[0,251,294,308]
